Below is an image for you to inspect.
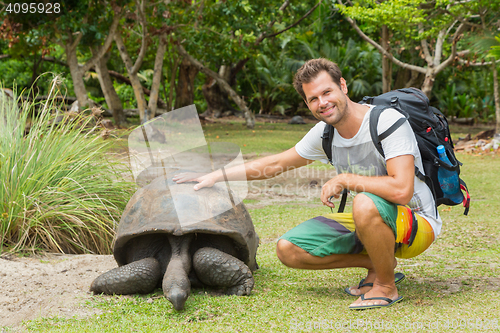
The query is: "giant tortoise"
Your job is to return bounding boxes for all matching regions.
[90,173,259,311]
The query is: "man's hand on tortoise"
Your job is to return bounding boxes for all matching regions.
[172,172,215,190]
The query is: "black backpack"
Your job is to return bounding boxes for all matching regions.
[321,87,470,215]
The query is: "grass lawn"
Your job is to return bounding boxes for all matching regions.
[20,121,500,332]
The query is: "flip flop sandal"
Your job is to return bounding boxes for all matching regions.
[344,272,405,296]
[349,294,404,310]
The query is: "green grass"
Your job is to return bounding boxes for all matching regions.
[13,121,500,332]
[202,121,316,155]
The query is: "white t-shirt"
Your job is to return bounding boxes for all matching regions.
[295,105,442,237]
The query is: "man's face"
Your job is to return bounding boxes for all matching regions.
[302,71,349,126]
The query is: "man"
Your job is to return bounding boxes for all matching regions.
[174,58,441,310]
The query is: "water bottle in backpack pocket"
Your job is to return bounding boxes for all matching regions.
[436,145,463,205]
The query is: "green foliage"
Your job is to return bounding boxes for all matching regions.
[1,0,497,127]
[0,78,136,254]
[455,94,476,119]
[250,50,300,115]
[433,62,496,123]
[488,35,500,59]
[239,8,383,116]
[0,58,32,90]
[455,70,495,122]
[174,0,318,64]
[337,0,427,32]
[114,83,136,109]
[434,83,457,117]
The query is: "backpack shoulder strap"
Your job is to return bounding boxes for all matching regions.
[320,123,349,213]
[321,123,335,165]
[369,105,407,158]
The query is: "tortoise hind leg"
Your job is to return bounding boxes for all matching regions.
[90,257,161,295]
[193,247,254,296]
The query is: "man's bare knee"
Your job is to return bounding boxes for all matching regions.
[276,239,301,267]
[352,193,380,230]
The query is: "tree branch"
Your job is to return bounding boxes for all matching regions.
[130,0,148,75]
[279,0,291,11]
[177,44,255,128]
[442,9,483,28]
[419,23,434,65]
[337,0,427,74]
[434,29,447,66]
[255,0,323,45]
[193,0,205,29]
[230,58,250,86]
[41,56,68,67]
[456,57,500,67]
[69,32,83,53]
[81,12,121,73]
[435,22,466,73]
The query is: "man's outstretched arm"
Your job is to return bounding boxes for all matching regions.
[173,147,314,190]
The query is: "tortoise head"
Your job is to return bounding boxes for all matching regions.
[162,234,192,311]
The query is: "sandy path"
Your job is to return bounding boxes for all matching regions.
[0,253,116,329]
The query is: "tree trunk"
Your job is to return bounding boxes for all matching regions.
[148,36,167,118]
[94,51,127,127]
[28,53,43,92]
[405,70,424,88]
[65,41,89,111]
[202,77,226,117]
[60,11,120,112]
[114,30,148,122]
[421,69,436,99]
[175,56,198,109]
[167,55,180,111]
[393,68,424,89]
[381,25,392,93]
[202,65,234,117]
[130,73,149,121]
[493,58,500,134]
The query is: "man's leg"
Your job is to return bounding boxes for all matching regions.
[276,239,373,270]
[276,211,373,270]
[349,193,399,307]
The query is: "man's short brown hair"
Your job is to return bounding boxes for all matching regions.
[293,58,343,101]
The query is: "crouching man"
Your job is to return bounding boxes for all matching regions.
[175,58,440,310]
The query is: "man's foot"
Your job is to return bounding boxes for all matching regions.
[344,269,376,296]
[348,284,402,310]
[349,294,403,310]
[344,272,405,296]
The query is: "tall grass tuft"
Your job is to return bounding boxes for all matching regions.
[0,78,136,254]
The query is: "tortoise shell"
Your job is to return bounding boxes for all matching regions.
[113,173,259,271]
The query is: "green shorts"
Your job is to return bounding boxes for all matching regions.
[279,193,434,259]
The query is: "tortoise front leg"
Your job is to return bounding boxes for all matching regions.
[90,257,161,295]
[193,247,254,296]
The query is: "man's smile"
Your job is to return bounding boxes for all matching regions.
[320,105,335,116]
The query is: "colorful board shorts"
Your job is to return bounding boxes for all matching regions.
[279,193,435,259]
